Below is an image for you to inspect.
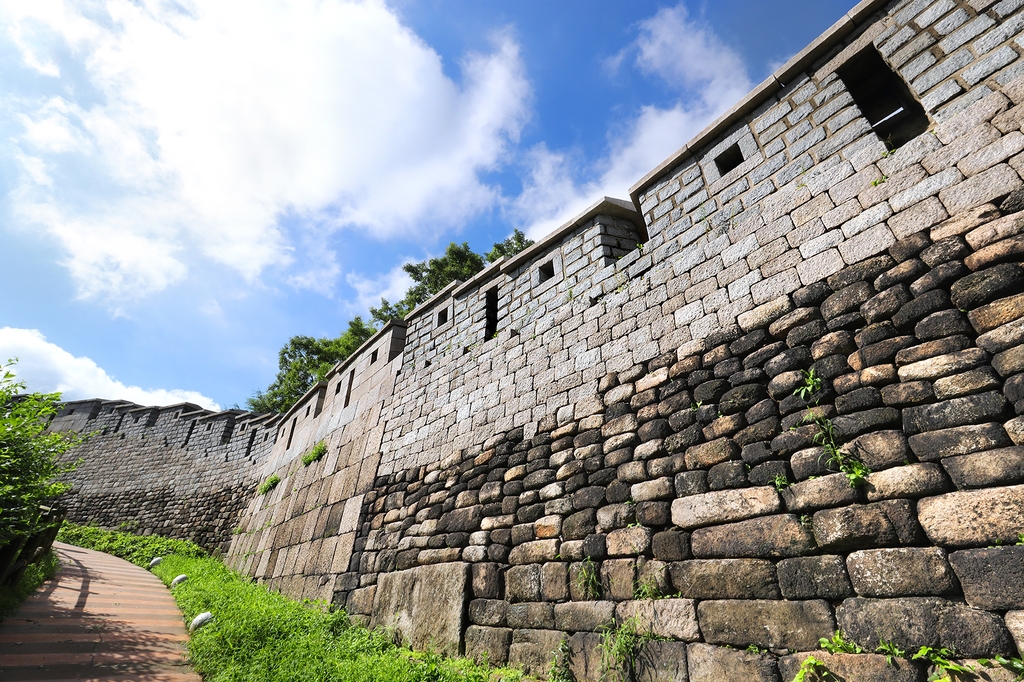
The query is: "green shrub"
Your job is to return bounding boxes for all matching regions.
[57,523,206,566]
[258,474,281,495]
[0,549,60,620]
[302,441,327,467]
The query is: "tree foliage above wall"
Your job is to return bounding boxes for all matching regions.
[247,231,533,414]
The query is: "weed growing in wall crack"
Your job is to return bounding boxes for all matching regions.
[574,557,601,600]
[911,646,975,681]
[818,630,863,654]
[978,654,1024,680]
[598,616,659,681]
[258,474,281,495]
[302,441,327,467]
[792,655,837,681]
[875,639,906,666]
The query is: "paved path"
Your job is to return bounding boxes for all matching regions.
[0,541,202,681]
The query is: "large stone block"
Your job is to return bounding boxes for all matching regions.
[505,564,541,603]
[846,547,957,597]
[509,628,565,678]
[812,500,919,552]
[941,446,1024,489]
[636,641,690,682]
[370,562,468,656]
[686,643,779,682]
[908,422,1012,460]
[917,485,1024,547]
[553,601,616,632]
[903,392,1010,435]
[465,626,511,665]
[670,486,781,530]
[690,514,817,559]
[508,539,560,565]
[778,652,923,682]
[948,546,1024,610]
[777,555,853,600]
[837,597,1015,657]
[507,602,555,629]
[697,599,835,650]
[782,473,863,513]
[864,463,950,501]
[616,598,701,641]
[668,559,780,599]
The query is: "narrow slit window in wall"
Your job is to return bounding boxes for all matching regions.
[836,46,929,149]
[714,142,744,176]
[484,287,499,340]
[343,370,355,408]
[436,308,448,326]
[371,349,379,363]
[538,261,555,282]
[286,417,296,449]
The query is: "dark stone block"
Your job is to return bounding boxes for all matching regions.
[745,398,778,423]
[777,555,853,600]
[652,530,691,561]
[669,559,780,599]
[822,282,874,320]
[713,357,743,378]
[837,597,1015,657]
[563,509,597,540]
[697,599,835,650]
[731,329,770,357]
[861,284,912,324]
[572,486,606,510]
[889,232,931,263]
[605,479,632,504]
[832,407,901,439]
[828,255,895,290]
[948,546,1024,610]
[639,419,673,442]
[675,470,709,497]
[707,461,748,490]
[582,533,607,560]
[438,505,482,533]
[764,347,813,377]
[787,319,829,348]
[951,263,1024,310]
[733,417,780,447]
[902,391,1009,435]
[741,441,774,465]
[690,514,817,559]
[942,446,1024,489]
[812,500,919,552]
[748,460,790,487]
[911,259,967,296]
[836,387,883,414]
[693,379,731,404]
[636,501,671,526]
[469,599,508,626]
[719,384,768,415]
[876,258,930,292]
[742,342,789,374]
[794,281,832,307]
[920,235,969,267]
[892,289,951,329]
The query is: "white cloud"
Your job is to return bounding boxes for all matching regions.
[0,327,220,410]
[346,262,415,316]
[514,3,752,241]
[1,0,530,303]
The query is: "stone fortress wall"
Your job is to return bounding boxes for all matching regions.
[53,0,1024,678]
[48,399,280,550]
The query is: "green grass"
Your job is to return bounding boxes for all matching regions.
[57,523,208,565]
[58,523,524,682]
[302,441,328,467]
[258,474,281,495]
[0,549,61,620]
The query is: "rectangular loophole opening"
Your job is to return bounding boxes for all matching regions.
[484,287,498,340]
[436,308,448,326]
[714,143,744,176]
[371,349,379,363]
[836,46,929,149]
[538,261,555,282]
[343,370,355,408]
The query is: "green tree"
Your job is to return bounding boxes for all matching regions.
[370,233,533,326]
[246,317,375,414]
[486,228,533,263]
[0,362,80,543]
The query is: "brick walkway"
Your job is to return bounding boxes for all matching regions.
[0,541,202,681]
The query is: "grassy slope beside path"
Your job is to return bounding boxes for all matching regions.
[58,524,525,682]
[0,550,60,620]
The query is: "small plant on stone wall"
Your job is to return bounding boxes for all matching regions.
[979,654,1024,680]
[598,616,657,681]
[258,474,281,495]
[771,473,791,491]
[818,630,863,654]
[301,440,327,467]
[547,635,575,682]
[1017,533,1024,545]
[575,557,602,600]
[911,646,975,682]
[871,175,888,186]
[793,368,822,402]
[876,640,906,666]
[811,415,870,488]
[792,656,838,682]
[633,575,662,600]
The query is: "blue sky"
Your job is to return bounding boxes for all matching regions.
[0,0,852,410]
